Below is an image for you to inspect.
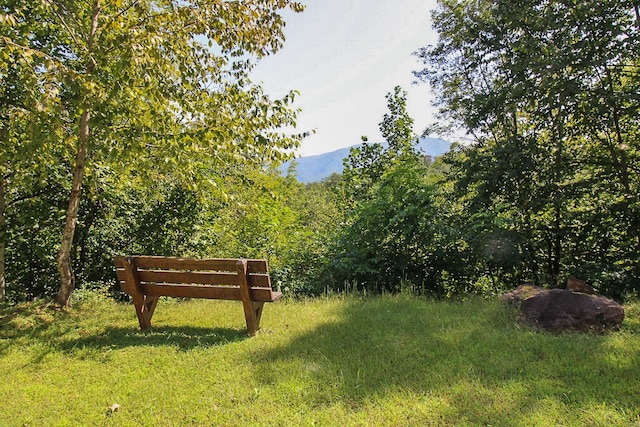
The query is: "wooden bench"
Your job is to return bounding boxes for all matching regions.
[113,255,282,336]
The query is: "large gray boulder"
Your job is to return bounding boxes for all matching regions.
[502,285,624,332]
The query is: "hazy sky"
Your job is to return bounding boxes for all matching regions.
[251,0,440,156]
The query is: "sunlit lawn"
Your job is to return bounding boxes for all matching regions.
[1,292,639,426]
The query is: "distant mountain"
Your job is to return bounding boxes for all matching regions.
[282,136,451,183]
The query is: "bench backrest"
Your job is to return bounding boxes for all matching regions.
[113,256,279,302]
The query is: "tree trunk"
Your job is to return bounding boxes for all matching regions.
[55,110,90,307]
[55,0,100,308]
[0,175,5,303]
[603,66,631,194]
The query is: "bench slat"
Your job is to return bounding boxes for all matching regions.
[118,283,281,302]
[114,256,268,273]
[138,270,240,286]
[144,284,280,301]
[115,269,271,288]
[142,283,243,299]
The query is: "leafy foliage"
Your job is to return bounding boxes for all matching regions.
[416,0,640,297]
[1,0,306,304]
[328,87,466,295]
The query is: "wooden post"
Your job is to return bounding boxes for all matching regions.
[237,259,259,336]
[253,302,265,326]
[123,256,158,330]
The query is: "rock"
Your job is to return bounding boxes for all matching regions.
[500,284,544,307]
[566,276,594,294]
[518,289,624,332]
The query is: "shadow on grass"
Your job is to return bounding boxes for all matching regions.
[0,301,70,349]
[0,299,249,356]
[57,325,248,353]
[1,308,246,356]
[256,297,640,420]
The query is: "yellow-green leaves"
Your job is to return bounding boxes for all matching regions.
[2,0,306,303]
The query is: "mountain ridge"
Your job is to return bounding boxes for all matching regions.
[282,136,451,183]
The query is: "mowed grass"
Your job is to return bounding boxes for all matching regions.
[1,293,640,426]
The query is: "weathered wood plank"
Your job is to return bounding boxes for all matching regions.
[136,257,240,271]
[246,259,269,274]
[248,274,271,287]
[136,270,240,285]
[116,270,271,288]
[116,269,271,287]
[115,256,268,273]
[139,284,278,301]
[142,283,242,300]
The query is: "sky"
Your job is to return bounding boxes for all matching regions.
[250,0,441,156]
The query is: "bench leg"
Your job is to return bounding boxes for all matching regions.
[242,302,266,336]
[123,256,158,330]
[237,259,262,336]
[254,302,265,328]
[242,299,259,336]
[133,295,159,330]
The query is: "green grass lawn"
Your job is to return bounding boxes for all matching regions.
[1,293,639,426]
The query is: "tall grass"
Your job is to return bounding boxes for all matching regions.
[1,293,639,426]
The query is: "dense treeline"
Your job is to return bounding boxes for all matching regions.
[318,0,639,299]
[329,0,640,299]
[417,0,640,299]
[1,0,639,304]
[3,164,338,302]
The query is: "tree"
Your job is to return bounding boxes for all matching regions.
[1,0,305,306]
[340,86,417,205]
[331,87,458,294]
[416,0,640,294]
